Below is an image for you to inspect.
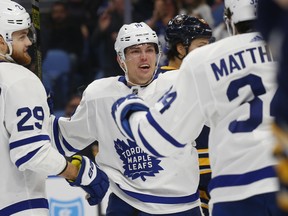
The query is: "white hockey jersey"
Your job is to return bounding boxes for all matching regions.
[51,73,201,214]
[124,33,280,205]
[0,62,67,216]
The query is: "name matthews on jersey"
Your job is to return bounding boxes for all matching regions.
[211,45,275,81]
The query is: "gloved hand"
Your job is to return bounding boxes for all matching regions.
[272,123,288,211]
[111,94,149,141]
[68,155,109,205]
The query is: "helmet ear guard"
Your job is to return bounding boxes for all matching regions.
[224,7,236,36]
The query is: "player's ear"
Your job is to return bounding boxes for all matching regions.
[0,36,5,45]
[0,36,8,54]
[176,43,185,58]
[117,55,124,68]
[117,55,126,71]
[116,55,122,65]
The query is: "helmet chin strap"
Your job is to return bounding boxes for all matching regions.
[225,18,236,36]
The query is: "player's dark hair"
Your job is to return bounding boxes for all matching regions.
[166,43,180,61]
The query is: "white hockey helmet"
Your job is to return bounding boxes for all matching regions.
[224,0,257,35]
[0,0,33,57]
[115,22,161,61]
[0,0,32,43]
[224,0,257,24]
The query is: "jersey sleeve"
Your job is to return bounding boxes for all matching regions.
[5,75,66,176]
[127,62,207,157]
[50,89,97,157]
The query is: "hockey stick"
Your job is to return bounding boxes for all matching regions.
[31,0,42,80]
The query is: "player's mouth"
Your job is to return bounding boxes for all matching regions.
[139,64,150,72]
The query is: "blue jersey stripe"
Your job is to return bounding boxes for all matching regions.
[138,126,164,157]
[146,112,186,148]
[0,198,48,216]
[53,117,80,154]
[15,146,42,167]
[208,166,277,192]
[9,135,50,150]
[117,184,199,204]
[63,137,80,152]
[53,117,65,155]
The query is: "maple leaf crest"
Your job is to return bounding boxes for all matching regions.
[114,139,163,181]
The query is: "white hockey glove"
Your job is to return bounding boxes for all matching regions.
[68,155,109,205]
[111,94,149,141]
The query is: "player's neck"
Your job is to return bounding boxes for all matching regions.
[168,58,181,70]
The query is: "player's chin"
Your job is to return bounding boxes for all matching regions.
[16,53,32,66]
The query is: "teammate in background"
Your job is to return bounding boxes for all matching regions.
[0,1,108,215]
[161,14,213,215]
[257,0,288,211]
[112,1,288,215]
[51,22,203,215]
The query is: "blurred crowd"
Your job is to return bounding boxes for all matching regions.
[29,0,226,112]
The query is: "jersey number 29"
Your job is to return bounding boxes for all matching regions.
[17,106,44,131]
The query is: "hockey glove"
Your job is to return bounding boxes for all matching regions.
[68,155,109,205]
[111,94,149,141]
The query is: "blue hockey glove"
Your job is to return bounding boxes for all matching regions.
[68,155,109,205]
[111,94,149,141]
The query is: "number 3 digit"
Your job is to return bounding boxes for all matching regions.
[226,74,266,133]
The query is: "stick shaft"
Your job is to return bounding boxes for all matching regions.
[31,0,42,80]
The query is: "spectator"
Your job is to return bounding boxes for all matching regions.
[179,0,215,28]
[41,1,87,61]
[41,1,91,96]
[146,0,179,67]
[91,0,125,79]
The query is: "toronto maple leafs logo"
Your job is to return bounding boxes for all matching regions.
[114,139,163,181]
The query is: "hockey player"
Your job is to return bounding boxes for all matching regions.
[112,0,288,215]
[161,14,213,216]
[51,22,203,215]
[160,14,213,72]
[0,1,108,215]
